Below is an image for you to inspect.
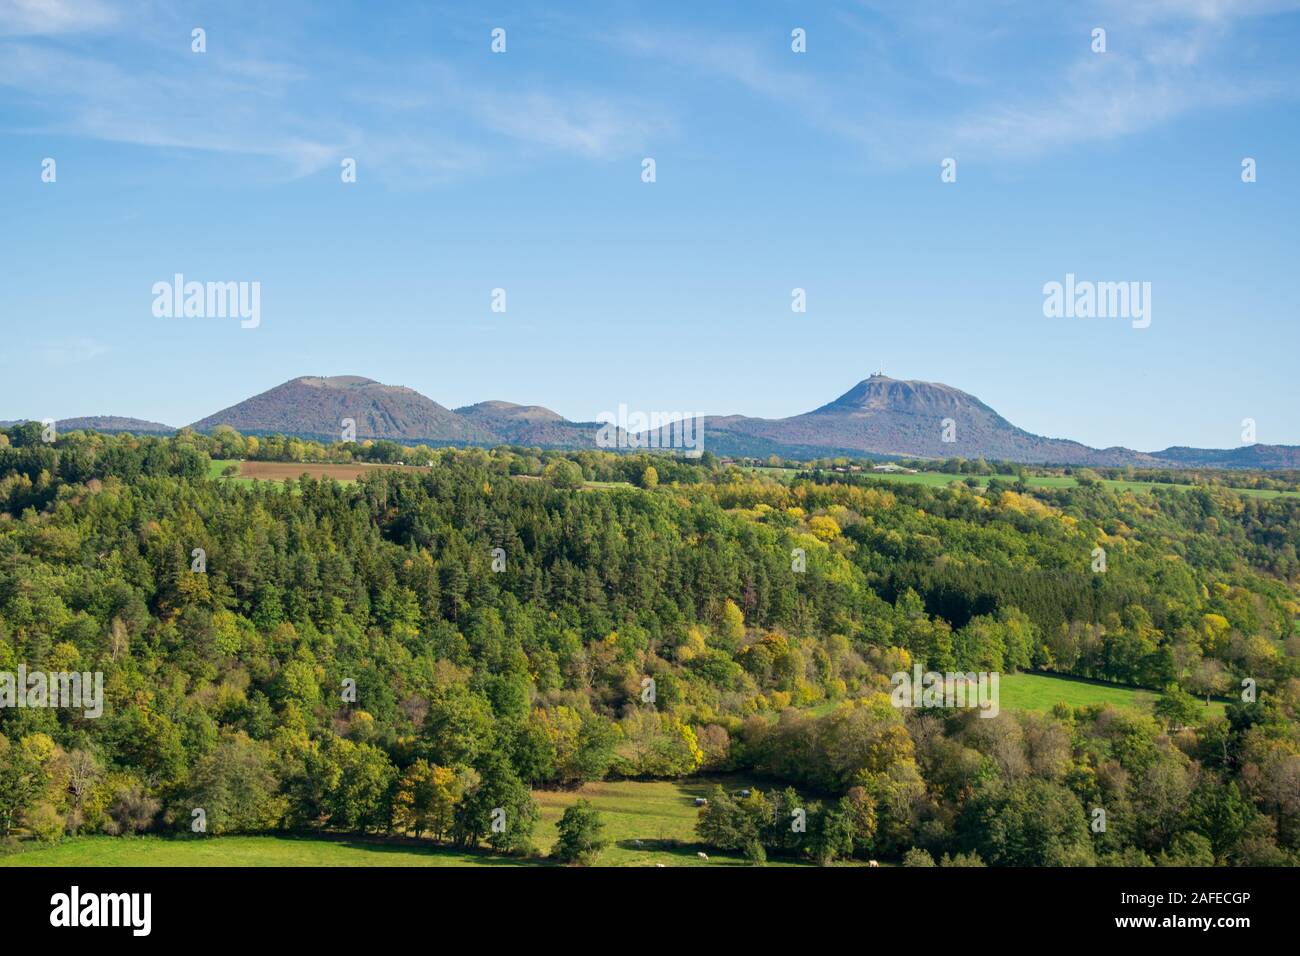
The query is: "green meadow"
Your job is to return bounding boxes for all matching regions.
[1,777,833,868]
[997,672,1227,718]
[206,458,241,480]
[206,458,263,486]
[747,465,1294,499]
[1,834,494,867]
[802,671,1227,720]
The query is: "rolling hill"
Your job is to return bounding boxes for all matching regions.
[454,400,611,448]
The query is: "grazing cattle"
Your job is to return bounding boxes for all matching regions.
[694,797,707,806]
[868,860,880,868]
[697,852,709,860]
[634,839,643,847]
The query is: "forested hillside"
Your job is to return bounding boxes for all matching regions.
[2,424,1298,865]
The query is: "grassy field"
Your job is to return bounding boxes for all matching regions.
[532,777,822,866]
[1,777,834,868]
[744,465,1295,498]
[801,672,1227,720]
[210,460,634,493]
[207,459,434,488]
[999,672,1227,717]
[0,834,498,867]
[867,471,1293,499]
[206,458,248,481]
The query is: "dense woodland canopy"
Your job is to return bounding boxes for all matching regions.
[1,423,1298,864]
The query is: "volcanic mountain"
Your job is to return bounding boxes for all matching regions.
[685,375,1165,466]
[189,376,497,444]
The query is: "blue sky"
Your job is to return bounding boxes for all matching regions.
[2,0,1298,450]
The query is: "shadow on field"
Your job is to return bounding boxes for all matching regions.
[614,837,690,856]
[272,832,554,866]
[613,838,754,866]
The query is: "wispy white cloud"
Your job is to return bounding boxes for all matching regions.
[470,88,665,158]
[1105,0,1300,24]
[0,0,117,36]
[0,3,673,183]
[3,0,1294,181]
[613,29,819,105]
[0,36,350,175]
[923,9,1292,160]
[34,336,112,366]
[611,1,1298,164]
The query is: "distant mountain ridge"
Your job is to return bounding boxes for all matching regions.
[1149,444,1300,470]
[0,416,176,435]
[60,416,176,435]
[454,400,611,448]
[11,373,1300,469]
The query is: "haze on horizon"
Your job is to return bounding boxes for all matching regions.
[2,0,1298,450]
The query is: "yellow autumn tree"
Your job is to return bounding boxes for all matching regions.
[719,599,745,648]
[808,514,841,541]
[675,625,708,663]
[393,759,465,841]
